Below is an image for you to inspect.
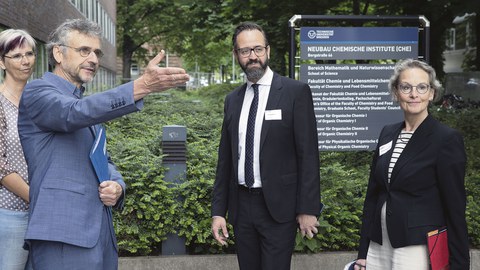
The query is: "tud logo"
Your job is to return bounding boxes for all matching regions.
[306,29,335,40]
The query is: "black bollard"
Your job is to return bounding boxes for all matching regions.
[161,125,187,255]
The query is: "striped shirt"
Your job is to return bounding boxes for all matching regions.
[388,131,414,183]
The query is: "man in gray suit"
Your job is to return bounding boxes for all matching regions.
[18,19,188,270]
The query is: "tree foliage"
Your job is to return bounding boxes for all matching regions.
[116,0,478,81]
[371,0,475,77]
[116,0,180,82]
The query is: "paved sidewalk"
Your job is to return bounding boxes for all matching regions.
[119,250,480,270]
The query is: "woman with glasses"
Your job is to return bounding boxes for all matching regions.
[0,28,36,270]
[354,59,469,270]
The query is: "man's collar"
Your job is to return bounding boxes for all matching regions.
[43,72,83,97]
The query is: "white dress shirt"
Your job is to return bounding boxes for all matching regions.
[237,67,273,187]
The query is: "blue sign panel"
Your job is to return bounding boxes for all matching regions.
[300,27,418,60]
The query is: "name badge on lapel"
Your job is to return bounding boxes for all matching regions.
[265,109,282,120]
[379,140,392,156]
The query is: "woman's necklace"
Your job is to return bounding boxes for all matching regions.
[0,83,21,104]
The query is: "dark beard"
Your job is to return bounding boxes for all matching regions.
[240,58,269,82]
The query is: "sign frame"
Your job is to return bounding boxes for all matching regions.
[288,15,430,151]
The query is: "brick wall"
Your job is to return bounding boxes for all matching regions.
[0,0,83,42]
[0,0,117,73]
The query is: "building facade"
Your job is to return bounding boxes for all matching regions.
[443,12,477,73]
[0,0,117,92]
[443,13,479,102]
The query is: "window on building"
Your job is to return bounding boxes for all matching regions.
[131,63,139,76]
[447,13,477,51]
[446,28,455,50]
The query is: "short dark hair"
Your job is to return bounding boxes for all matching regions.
[232,22,269,50]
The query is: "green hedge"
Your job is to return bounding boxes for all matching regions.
[105,84,480,255]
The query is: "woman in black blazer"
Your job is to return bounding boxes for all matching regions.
[355,59,469,270]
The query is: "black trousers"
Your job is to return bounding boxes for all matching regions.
[234,187,297,270]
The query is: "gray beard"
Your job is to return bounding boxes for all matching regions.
[245,67,265,82]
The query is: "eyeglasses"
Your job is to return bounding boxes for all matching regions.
[59,44,104,58]
[236,46,268,58]
[397,82,431,94]
[3,51,36,62]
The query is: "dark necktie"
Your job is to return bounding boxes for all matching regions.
[245,84,259,187]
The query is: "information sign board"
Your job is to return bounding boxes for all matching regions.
[300,64,403,151]
[299,27,418,150]
[300,27,418,60]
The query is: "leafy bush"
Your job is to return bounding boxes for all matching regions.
[431,107,480,248]
[106,84,480,255]
[295,155,370,252]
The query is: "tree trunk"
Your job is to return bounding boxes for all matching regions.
[475,10,480,71]
[353,0,360,15]
[121,35,135,84]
